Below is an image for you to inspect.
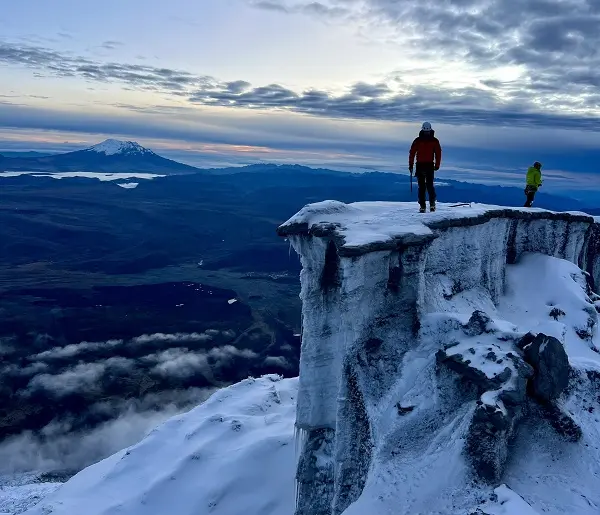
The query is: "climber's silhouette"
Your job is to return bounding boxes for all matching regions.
[409,122,442,213]
[524,162,543,207]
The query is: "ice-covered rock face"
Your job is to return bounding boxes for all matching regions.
[279,202,600,515]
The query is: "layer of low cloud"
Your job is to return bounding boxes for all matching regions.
[22,330,258,399]
[30,330,229,362]
[0,328,298,474]
[0,388,214,474]
[32,339,124,361]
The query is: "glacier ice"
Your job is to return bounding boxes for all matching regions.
[279,201,600,514]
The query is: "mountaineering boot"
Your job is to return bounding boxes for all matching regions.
[419,206,426,213]
[430,201,436,212]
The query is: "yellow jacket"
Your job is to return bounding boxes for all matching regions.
[526,166,542,187]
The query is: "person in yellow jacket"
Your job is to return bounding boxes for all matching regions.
[524,161,542,207]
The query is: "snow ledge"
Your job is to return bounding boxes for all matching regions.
[277,201,598,257]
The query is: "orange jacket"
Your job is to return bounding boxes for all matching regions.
[409,131,442,169]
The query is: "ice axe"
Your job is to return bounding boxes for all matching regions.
[409,168,413,195]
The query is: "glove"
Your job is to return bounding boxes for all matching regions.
[434,165,440,171]
[409,166,413,174]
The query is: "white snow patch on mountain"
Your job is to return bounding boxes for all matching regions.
[22,376,297,515]
[117,182,139,189]
[498,253,600,360]
[86,139,155,156]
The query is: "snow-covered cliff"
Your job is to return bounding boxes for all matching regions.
[278,201,600,515]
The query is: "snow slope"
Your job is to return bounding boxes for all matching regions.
[23,376,297,515]
[499,253,600,362]
[475,485,539,514]
[338,253,600,515]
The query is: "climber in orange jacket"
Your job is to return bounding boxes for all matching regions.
[409,122,442,213]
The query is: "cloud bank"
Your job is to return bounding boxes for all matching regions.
[0,329,297,474]
[251,0,600,113]
[1,33,599,132]
[0,389,212,474]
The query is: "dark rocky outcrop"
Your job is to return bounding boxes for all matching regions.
[438,328,582,481]
[437,323,535,482]
[522,334,570,403]
[463,310,495,337]
[467,402,519,483]
[541,404,583,442]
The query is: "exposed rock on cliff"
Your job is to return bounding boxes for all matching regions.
[523,333,570,402]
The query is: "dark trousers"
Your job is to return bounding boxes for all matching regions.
[416,162,436,207]
[524,185,537,207]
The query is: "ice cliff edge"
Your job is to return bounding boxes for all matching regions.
[278,201,600,515]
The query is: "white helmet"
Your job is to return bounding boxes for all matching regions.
[421,121,432,131]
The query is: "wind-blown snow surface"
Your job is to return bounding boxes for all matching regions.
[21,376,297,515]
[280,201,600,515]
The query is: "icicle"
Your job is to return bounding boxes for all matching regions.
[294,424,307,463]
[294,424,308,511]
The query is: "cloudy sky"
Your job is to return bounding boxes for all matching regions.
[1,0,599,193]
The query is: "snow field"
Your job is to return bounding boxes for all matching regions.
[23,376,297,515]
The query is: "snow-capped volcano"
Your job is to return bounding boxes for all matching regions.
[0,139,199,174]
[85,139,157,157]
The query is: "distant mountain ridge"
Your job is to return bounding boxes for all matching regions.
[0,139,200,174]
